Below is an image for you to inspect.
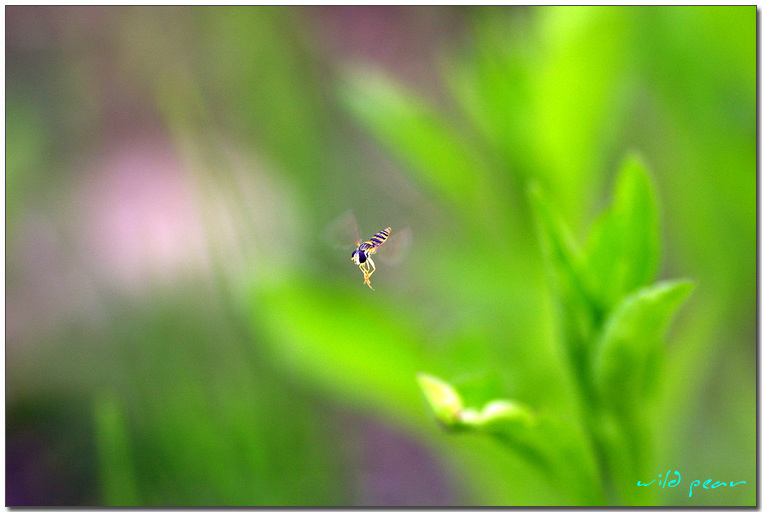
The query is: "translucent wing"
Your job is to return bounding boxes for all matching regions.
[324,211,412,266]
[323,210,361,250]
[375,226,412,265]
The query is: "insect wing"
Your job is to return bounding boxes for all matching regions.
[324,210,361,250]
[376,226,412,265]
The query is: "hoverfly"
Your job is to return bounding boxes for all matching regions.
[325,211,411,291]
[351,226,392,290]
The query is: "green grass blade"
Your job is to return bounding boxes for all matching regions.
[338,67,488,211]
[93,393,140,506]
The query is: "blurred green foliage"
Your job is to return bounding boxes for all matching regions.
[419,156,694,505]
[6,6,755,506]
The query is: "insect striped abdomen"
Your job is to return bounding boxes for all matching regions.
[368,227,391,248]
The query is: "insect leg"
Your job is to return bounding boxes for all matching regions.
[358,261,372,288]
[363,258,376,290]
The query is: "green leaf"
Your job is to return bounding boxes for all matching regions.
[592,279,694,413]
[417,373,465,428]
[423,373,536,427]
[528,182,596,380]
[417,373,549,479]
[249,280,426,422]
[589,281,693,504]
[471,399,536,431]
[417,373,535,433]
[338,67,487,209]
[418,371,606,506]
[583,153,660,313]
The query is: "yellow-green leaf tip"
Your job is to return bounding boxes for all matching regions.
[417,373,463,427]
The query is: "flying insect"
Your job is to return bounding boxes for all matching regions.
[324,211,411,291]
[351,226,392,290]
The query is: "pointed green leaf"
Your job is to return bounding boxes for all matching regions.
[592,279,694,413]
[583,153,660,313]
[528,182,596,379]
[417,373,465,428]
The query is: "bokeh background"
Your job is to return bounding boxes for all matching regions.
[5,6,755,506]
